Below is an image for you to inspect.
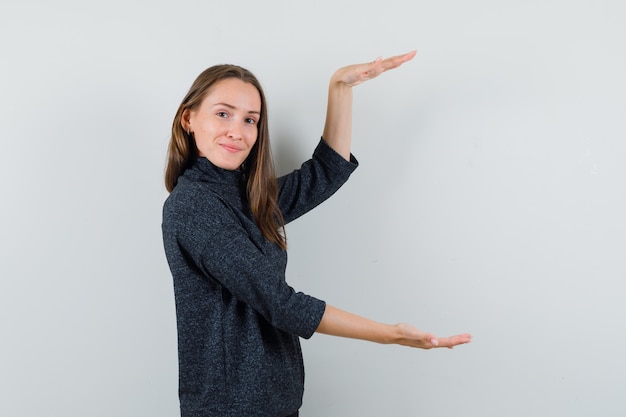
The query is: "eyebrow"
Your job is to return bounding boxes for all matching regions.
[213,102,260,115]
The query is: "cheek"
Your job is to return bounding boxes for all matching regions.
[247,130,259,146]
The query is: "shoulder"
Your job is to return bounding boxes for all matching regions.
[163,180,228,222]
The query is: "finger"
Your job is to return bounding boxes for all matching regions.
[363,51,412,78]
[433,336,462,348]
[380,50,417,71]
[437,333,472,348]
[433,337,451,348]
[360,57,384,79]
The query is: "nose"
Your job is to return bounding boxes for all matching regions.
[226,123,243,140]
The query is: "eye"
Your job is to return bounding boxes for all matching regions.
[245,117,257,125]
[216,111,229,118]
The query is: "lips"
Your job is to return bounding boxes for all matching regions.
[220,143,242,153]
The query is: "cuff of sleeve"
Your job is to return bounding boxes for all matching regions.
[300,298,327,340]
[315,137,359,172]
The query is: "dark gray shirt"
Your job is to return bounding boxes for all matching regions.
[162,139,357,417]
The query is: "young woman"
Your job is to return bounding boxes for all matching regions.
[162,51,471,417]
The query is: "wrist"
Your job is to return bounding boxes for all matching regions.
[328,74,354,91]
[380,323,401,345]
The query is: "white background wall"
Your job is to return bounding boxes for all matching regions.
[1,1,625,416]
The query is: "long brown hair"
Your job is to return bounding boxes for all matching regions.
[165,65,286,249]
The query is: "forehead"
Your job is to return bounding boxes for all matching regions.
[202,78,261,111]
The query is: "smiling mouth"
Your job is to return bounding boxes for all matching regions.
[220,144,241,153]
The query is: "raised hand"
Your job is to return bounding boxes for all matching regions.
[331,50,417,87]
[322,50,417,160]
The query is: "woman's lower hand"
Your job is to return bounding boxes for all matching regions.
[394,323,472,349]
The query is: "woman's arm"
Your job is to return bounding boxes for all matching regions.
[322,51,417,160]
[317,51,471,349]
[316,304,472,349]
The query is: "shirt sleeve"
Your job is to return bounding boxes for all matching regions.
[173,191,325,338]
[277,137,358,224]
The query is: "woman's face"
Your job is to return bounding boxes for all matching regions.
[184,78,261,170]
